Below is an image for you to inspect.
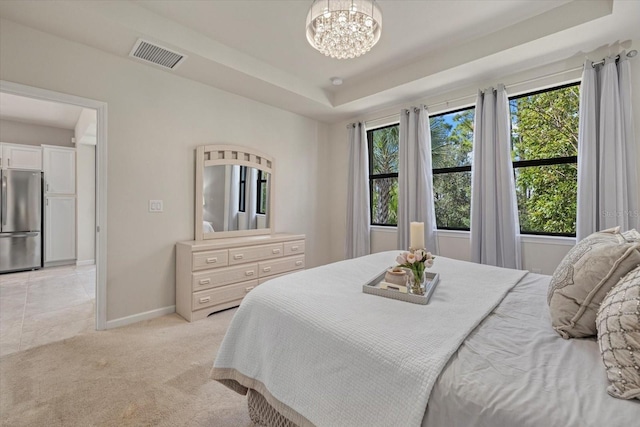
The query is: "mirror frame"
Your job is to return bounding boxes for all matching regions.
[195,144,275,240]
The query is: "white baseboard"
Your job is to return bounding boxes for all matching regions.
[105,305,176,330]
[76,259,95,266]
[44,260,77,268]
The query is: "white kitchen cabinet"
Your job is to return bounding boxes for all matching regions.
[45,196,76,263]
[1,143,42,170]
[43,145,75,195]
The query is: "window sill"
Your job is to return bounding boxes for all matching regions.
[370,225,397,234]
[519,234,575,246]
[370,226,575,246]
[436,229,470,239]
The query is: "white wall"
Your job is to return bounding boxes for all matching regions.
[0,118,74,147]
[76,142,95,265]
[370,227,572,275]
[0,19,331,322]
[327,40,640,273]
[74,108,97,145]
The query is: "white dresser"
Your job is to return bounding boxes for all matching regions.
[176,233,305,322]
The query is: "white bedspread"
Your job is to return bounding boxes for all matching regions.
[424,272,640,427]
[212,251,527,427]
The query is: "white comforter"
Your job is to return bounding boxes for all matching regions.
[424,272,640,427]
[212,251,527,427]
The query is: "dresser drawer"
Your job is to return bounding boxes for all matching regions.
[258,255,305,278]
[192,263,258,292]
[228,243,284,265]
[258,271,295,285]
[192,249,229,271]
[284,240,305,256]
[192,280,259,310]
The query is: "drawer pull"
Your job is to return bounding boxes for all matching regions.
[199,278,211,285]
[272,248,281,254]
[263,267,272,272]
[295,260,303,266]
[245,271,255,276]
[206,257,218,264]
[199,296,211,304]
[245,286,255,293]
[234,254,244,260]
[291,246,299,251]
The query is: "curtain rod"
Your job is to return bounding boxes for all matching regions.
[364,67,582,125]
[590,49,637,67]
[363,49,637,126]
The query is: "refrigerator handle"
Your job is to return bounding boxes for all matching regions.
[1,172,6,227]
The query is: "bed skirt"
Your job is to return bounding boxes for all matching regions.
[247,388,300,427]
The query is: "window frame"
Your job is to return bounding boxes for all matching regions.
[508,81,580,237]
[238,165,247,213]
[367,123,400,227]
[430,106,475,232]
[365,82,580,237]
[256,170,268,215]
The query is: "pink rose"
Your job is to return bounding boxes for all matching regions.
[406,253,417,264]
[425,259,434,268]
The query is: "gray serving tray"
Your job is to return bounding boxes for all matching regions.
[362,269,440,304]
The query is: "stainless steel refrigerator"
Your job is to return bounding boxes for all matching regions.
[0,169,43,273]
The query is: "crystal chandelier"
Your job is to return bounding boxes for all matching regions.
[306,0,382,59]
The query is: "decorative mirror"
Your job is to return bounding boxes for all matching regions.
[195,145,274,240]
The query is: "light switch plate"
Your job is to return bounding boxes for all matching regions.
[149,200,163,212]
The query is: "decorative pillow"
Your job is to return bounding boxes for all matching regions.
[596,266,640,400]
[547,229,640,338]
[623,229,640,243]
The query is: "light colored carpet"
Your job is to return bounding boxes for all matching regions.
[0,308,253,426]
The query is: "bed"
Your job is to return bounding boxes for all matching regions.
[211,251,639,426]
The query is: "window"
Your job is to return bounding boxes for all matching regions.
[256,170,268,215]
[509,83,579,236]
[367,83,579,236]
[368,124,399,226]
[431,107,475,230]
[238,166,247,212]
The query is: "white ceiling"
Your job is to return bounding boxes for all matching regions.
[0,92,83,129]
[0,0,638,123]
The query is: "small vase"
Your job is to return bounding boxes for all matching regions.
[384,268,407,287]
[408,271,426,295]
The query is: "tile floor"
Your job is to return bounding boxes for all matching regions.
[0,264,95,356]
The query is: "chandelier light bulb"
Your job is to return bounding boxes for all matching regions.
[306,0,382,60]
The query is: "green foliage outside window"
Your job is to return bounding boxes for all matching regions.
[370,125,399,225]
[367,83,579,235]
[510,84,579,234]
[431,109,474,229]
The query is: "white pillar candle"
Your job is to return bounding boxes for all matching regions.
[410,222,424,249]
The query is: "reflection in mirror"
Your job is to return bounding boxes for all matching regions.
[202,165,271,233]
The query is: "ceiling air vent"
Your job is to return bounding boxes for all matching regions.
[129,39,187,70]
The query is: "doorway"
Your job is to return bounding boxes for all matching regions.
[0,81,107,355]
